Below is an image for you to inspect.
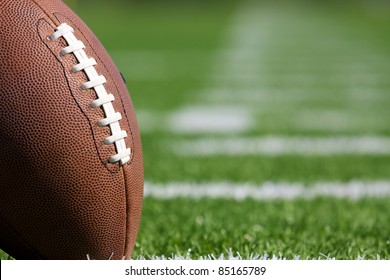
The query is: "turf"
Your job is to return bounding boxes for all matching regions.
[136,197,390,259]
[143,154,390,184]
[1,0,389,259]
[113,0,390,259]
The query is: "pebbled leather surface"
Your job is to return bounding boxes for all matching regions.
[0,0,144,260]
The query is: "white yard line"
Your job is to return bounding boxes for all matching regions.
[172,136,390,156]
[144,181,390,201]
[210,3,270,80]
[163,2,388,135]
[290,113,389,132]
[168,106,253,134]
[164,2,267,135]
[199,88,389,103]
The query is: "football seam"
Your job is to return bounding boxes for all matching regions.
[48,15,134,259]
[31,0,135,168]
[21,1,140,260]
[34,20,128,259]
[32,2,116,172]
[122,165,130,258]
[53,12,136,166]
[36,18,112,173]
[48,23,131,165]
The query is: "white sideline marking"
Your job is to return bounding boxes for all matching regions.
[172,136,390,156]
[200,88,389,103]
[144,181,390,200]
[168,106,253,134]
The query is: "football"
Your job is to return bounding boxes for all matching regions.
[0,0,144,259]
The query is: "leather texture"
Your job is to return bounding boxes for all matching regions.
[0,0,144,260]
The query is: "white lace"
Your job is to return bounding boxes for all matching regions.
[49,23,131,165]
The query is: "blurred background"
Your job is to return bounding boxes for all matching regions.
[60,0,390,258]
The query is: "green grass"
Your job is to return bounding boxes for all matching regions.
[79,0,238,51]
[2,0,390,259]
[143,154,390,184]
[77,1,238,114]
[125,0,390,259]
[136,197,390,259]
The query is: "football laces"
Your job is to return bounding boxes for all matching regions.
[49,23,131,165]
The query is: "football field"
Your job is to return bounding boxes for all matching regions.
[2,0,390,259]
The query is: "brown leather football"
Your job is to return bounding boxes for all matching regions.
[0,0,144,259]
